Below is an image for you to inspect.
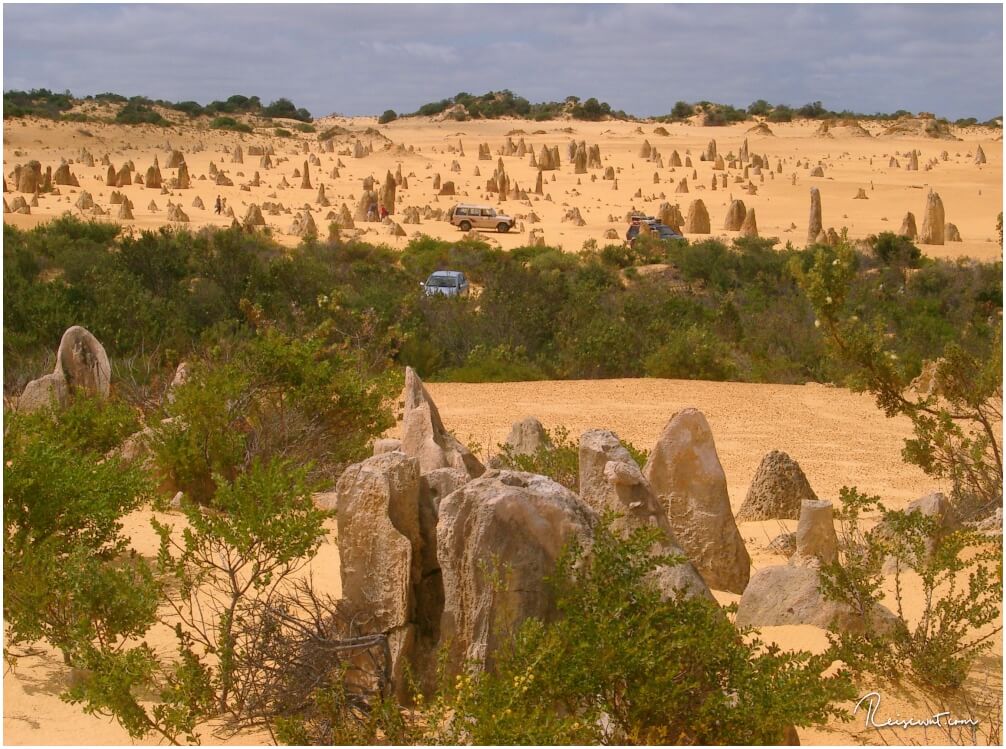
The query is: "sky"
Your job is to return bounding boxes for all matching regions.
[3,3,1003,120]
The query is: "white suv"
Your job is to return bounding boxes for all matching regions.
[448,204,515,233]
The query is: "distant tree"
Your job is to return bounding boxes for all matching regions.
[378,109,398,124]
[767,104,793,123]
[797,101,828,118]
[748,99,772,116]
[671,100,694,119]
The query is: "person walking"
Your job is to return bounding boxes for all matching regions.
[214,195,222,215]
[379,203,388,220]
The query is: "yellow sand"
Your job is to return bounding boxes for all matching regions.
[3,112,1002,261]
[3,112,1002,745]
[4,378,1000,745]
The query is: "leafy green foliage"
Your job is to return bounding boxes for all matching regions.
[209,116,253,133]
[793,241,1002,518]
[3,88,75,119]
[493,425,648,493]
[262,97,312,122]
[820,488,1003,691]
[494,424,581,491]
[115,98,169,126]
[407,90,627,121]
[1,407,207,744]
[378,109,398,124]
[6,394,140,455]
[5,217,1000,396]
[153,458,328,715]
[151,328,395,502]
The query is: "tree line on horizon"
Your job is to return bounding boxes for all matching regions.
[2,89,313,126]
[4,87,1002,129]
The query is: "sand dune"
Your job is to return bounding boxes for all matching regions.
[3,113,1002,261]
[3,111,1001,745]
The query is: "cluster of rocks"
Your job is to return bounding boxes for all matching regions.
[330,368,768,693]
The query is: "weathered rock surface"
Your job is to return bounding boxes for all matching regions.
[579,429,713,600]
[736,451,818,522]
[437,470,595,675]
[643,409,750,593]
[400,367,484,478]
[334,452,426,696]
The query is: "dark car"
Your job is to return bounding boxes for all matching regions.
[626,219,683,244]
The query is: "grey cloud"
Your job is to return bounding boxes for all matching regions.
[3,3,1002,119]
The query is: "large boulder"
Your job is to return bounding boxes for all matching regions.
[642,409,750,594]
[400,367,484,478]
[334,452,427,695]
[437,470,596,675]
[55,325,111,399]
[18,372,69,413]
[684,199,710,234]
[737,499,896,633]
[736,450,818,522]
[735,563,896,634]
[503,416,550,457]
[579,430,713,600]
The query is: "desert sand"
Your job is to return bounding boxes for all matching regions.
[3,108,1003,261]
[3,110,1002,745]
[4,378,1000,745]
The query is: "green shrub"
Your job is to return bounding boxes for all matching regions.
[378,109,398,124]
[6,395,140,456]
[294,122,315,133]
[115,99,169,126]
[3,421,153,656]
[210,116,253,133]
[644,324,738,381]
[493,425,647,493]
[437,343,547,383]
[494,424,580,490]
[820,487,1003,691]
[767,104,794,123]
[274,127,291,137]
[151,329,395,503]
[262,97,312,122]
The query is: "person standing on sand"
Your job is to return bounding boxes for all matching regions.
[214,195,222,215]
[367,203,377,222]
[379,203,388,220]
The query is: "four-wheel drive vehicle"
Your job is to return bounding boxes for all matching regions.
[626,218,684,244]
[421,270,470,297]
[449,204,515,233]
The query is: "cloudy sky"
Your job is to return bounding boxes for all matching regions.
[3,3,1002,120]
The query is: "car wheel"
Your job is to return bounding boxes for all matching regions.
[497,222,510,233]
[459,220,472,232]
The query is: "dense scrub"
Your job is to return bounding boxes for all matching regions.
[4,218,1000,399]
[408,90,628,121]
[3,90,312,124]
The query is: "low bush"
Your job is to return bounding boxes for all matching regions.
[820,487,1002,691]
[210,116,253,133]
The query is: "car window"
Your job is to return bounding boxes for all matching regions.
[456,208,468,216]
